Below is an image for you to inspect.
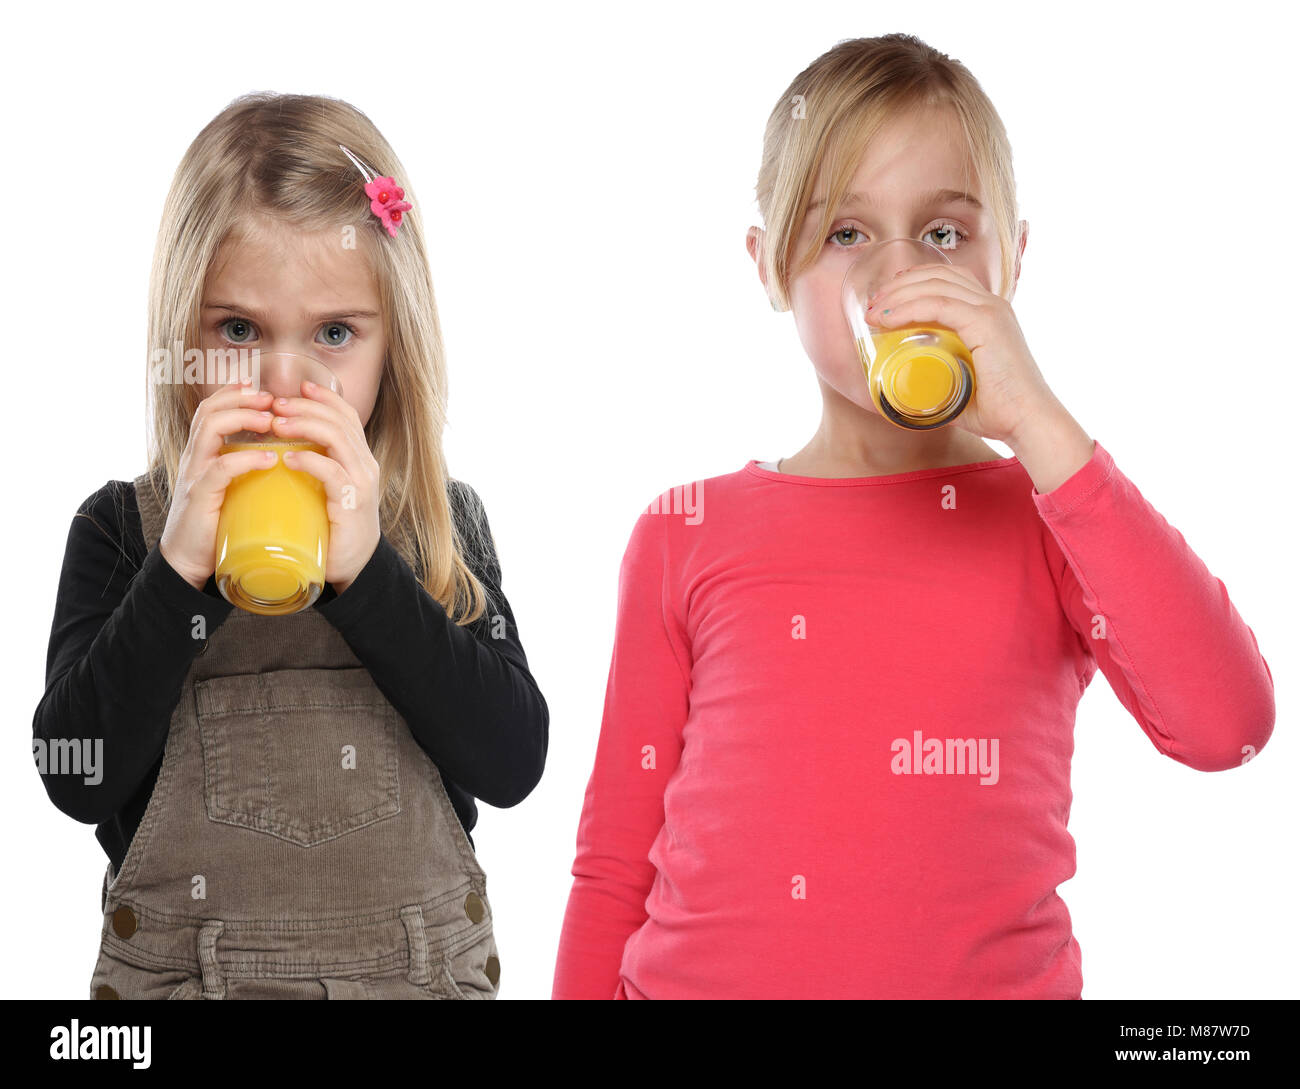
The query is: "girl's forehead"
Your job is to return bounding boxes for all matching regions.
[813,124,978,208]
[209,219,378,291]
[851,114,968,175]
[222,216,367,259]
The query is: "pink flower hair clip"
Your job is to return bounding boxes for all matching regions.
[338,144,413,237]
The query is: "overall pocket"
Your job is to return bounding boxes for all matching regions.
[195,667,401,848]
[441,925,501,1000]
[90,947,202,1001]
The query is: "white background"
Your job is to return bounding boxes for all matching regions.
[2,0,1294,1000]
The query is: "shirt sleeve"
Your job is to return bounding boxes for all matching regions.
[552,504,691,999]
[1033,441,1275,771]
[33,482,235,823]
[313,480,548,808]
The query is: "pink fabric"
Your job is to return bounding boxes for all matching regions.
[552,442,1274,999]
[363,176,412,237]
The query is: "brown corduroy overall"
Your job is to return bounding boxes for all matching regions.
[89,469,501,999]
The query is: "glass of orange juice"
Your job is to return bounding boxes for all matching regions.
[842,237,975,430]
[215,353,341,615]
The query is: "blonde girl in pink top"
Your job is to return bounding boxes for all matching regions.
[552,33,1274,1000]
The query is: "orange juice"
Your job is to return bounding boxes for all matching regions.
[215,440,329,615]
[855,324,975,430]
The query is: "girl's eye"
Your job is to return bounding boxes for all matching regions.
[316,321,358,348]
[924,222,968,250]
[828,225,866,247]
[219,317,256,344]
[826,221,969,249]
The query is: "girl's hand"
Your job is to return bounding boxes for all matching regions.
[269,380,381,595]
[865,262,1054,443]
[159,379,277,591]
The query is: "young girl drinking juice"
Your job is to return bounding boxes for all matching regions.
[552,34,1274,999]
[34,93,548,999]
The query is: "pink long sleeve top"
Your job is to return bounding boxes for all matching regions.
[552,441,1275,999]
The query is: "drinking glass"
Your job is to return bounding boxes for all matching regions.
[842,237,975,430]
[215,352,341,615]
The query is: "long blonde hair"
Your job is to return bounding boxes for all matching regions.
[143,92,490,625]
[754,33,1022,311]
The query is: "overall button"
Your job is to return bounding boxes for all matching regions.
[95,984,120,999]
[464,892,485,924]
[485,955,500,986]
[111,905,137,939]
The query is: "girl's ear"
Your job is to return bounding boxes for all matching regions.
[1008,220,1029,302]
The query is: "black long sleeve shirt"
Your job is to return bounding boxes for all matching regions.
[34,477,548,872]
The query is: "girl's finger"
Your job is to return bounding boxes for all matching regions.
[195,407,276,452]
[869,276,985,319]
[887,263,981,294]
[193,382,270,421]
[269,394,367,451]
[280,447,351,501]
[269,412,364,482]
[300,378,364,430]
[877,269,982,297]
[198,447,280,495]
[871,286,982,329]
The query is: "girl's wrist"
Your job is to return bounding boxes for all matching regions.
[1007,399,1096,495]
[158,541,208,592]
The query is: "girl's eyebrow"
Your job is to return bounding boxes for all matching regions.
[807,187,983,214]
[202,301,380,322]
